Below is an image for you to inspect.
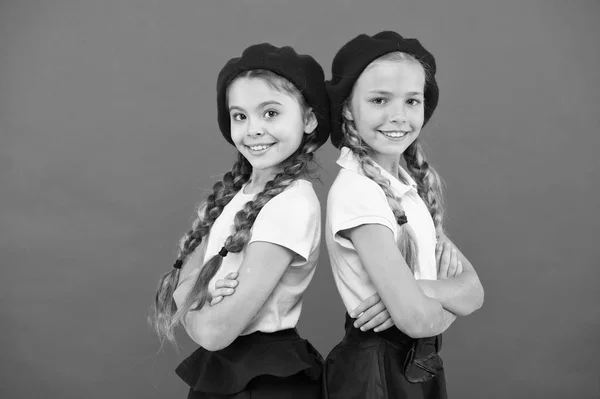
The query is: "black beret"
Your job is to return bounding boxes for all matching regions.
[216,43,329,148]
[326,31,439,148]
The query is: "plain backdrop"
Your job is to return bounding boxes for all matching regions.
[1,1,599,398]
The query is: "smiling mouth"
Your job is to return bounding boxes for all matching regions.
[246,143,275,152]
[378,130,409,139]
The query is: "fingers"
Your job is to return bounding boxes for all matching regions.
[210,296,223,306]
[211,287,235,298]
[373,318,394,333]
[354,301,386,329]
[438,242,451,279]
[454,260,463,277]
[350,293,380,318]
[358,310,391,332]
[446,247,458,279]
[435,242,443,271]
[210,274,239,306]
[214,277,239,289]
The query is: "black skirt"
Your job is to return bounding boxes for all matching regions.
[176,328,323,399]
[322,314,447,399]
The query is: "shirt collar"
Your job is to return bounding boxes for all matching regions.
[336,146,417,197]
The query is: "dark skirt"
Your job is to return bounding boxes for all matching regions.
[176,328,323,399]
[322,314,447,399]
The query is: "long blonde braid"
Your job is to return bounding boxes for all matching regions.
[403,140,445,236]
[342,117,418,270]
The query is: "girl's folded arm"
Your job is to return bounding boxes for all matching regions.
[183,241,293,351]
[418,234,484,316]
[347,223,452,338]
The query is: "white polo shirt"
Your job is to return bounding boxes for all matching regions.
[173,179,321,335]
[325,147,438,314]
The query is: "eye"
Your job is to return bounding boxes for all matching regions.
[231,113,246,122]
[264,109,279,119]
[370,97,388,106]
[406,98,422,106]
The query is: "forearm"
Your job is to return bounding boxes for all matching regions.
[183,298,252,351]
[422,308,458,336]
[182,243,292,351]
[418,272,484,316]
[389,296,458,338]
[174,278,241,350]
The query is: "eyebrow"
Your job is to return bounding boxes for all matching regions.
[229,100,283,112]
[367,90,424,96]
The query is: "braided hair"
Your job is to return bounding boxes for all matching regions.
[151,69,319,343]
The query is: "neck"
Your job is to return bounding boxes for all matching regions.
[245,166,283,194]
[371,152,402,178]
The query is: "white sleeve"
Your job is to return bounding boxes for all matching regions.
[249,183,320,263]
[328,174,397,250]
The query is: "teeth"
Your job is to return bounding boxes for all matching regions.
[380,130,408,138]
[249,144,273,151]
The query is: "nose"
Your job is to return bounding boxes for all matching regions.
[388,104,408,124]
[246,118,264,137]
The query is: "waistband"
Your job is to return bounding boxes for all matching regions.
[234,328,301,345]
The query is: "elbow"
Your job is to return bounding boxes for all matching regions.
[474,284,485,311]
[201,338,230,352]
[403,317,441,339]
[454,279,485,317]
[403,326,432,339]
[391,303,444,339]
[452,307,472,317]
[452,286,485,317]
[470,274,485,311]
[202,330,236,352]
[465,282,485,315]
[189,325,234,352]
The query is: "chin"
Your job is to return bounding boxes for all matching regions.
[251,160,284,173]
[372,142,404,154]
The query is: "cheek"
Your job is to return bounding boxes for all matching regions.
[356,106,383,128]
[230,125,245,144]
[411,110,425,127]
[283,117,306,140]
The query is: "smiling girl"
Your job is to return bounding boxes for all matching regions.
[322,31,484,399]
[151,43,329,398]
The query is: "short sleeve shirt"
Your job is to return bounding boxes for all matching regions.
[173,179,321,334]
[325,147,438,313]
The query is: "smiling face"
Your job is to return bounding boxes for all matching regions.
[227,75,316,178]
[345,54,426,167]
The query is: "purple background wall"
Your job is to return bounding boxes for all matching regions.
[1,1,599,398]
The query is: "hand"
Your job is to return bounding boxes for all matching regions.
[436,240,463,279]
[350,293,394,333]
[209,272,239,306]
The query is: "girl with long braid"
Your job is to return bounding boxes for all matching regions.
[151,43,328,398]
[322,31,485,398]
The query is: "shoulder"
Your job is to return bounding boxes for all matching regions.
[283,179,318,200]
[259,179,320,218]
[326,168,395,231]
[250,180,321,259]
[328,169,386,205]
[268,179,319,208]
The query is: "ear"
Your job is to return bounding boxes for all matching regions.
[342,105,354,121]
[303,108,318,135]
